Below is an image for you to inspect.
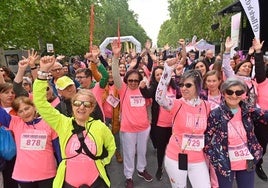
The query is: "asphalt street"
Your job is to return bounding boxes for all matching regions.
[107,140,268,188]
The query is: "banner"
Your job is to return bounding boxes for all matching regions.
[239,0,260,38]
[231,12,241,57]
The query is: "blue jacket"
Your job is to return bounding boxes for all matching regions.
[204,101,268,177]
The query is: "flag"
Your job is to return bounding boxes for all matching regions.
[89,4,94,52]
[239,0,260,38]
[117,18,120,47]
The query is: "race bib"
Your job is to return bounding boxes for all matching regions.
[106,94,120,108]
[130,95,145,107]
[181,134,204,151]
[228,143,254,161]
[20,133,47,150]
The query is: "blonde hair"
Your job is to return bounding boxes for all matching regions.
[71,89,97,108]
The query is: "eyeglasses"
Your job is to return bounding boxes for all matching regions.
[75,76,87,80]
[178,83,193,88]
[51,68,63,72]
[127,79,140,83]
[72,100,92,108]
[225,89,244,96]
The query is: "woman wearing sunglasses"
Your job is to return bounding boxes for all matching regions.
[111,40,153,188]
[204,77,268,188]
[155,59,211,188]
[222,37,257,107]
[33,55,116,188]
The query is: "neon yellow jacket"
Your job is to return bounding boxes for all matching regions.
[33,79,116,188]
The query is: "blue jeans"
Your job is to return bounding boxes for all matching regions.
[216,169,254,188]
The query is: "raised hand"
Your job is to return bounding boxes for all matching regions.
[252,38,264,52]
[27,50,39,68]
[91,45,100,58]
[225,37,234,52]
[165,57,178,67]
[39,56,56,72]
[18,59,29,70]
[129,48,137,59]
[145,40,151,51]
[248,46,254,55]
[139,80,147,89]
[111,40,121,58]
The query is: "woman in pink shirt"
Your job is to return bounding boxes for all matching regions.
[140,66,176,181]
[111,40,153,188]
[156,58,211,188]
[204,77,268,188]
[0,96,60,188]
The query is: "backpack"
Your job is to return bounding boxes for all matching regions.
[0,126,16,160]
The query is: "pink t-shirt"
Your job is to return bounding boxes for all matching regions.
[9,116,57,181]
[257,79,268,109]
[50,97,60,107]
[207,94,221,110]
[90,83,105,120]
[102,85,119,119]
[119,83,150,132]
[166,99,210,163]
[65,131,99,187]
[157,88,176,127]
[227,108,247,170]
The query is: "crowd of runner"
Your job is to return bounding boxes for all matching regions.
[0,37,268,188]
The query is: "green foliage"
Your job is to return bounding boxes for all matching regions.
[158,0,235,48]
[0,0,149,56]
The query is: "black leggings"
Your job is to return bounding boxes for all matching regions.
[63,177,108,188]
[254,122,268,166]
[18,177,54,188]
[152,126,172,168]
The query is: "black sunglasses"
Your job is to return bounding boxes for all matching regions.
[127,79,140,83]
[178,83,193,88]
[225,89,244,96]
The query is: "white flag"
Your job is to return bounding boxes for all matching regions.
[239,0,260,38]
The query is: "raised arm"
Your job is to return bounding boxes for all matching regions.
[222,37,235,78]
[13,59,29,97]
[155,58,177,110]
[252,38,265,83]
[85,45,102,82]
[178,39,187,66]
[27,50,39,80]
[111,40,123,89]
[33,56,68,132]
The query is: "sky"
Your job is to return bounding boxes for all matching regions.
[128,0,170,46]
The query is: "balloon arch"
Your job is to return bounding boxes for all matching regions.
[99,36,141,56]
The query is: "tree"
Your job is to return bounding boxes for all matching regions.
[157,0,234,48]
[0,0,149,56]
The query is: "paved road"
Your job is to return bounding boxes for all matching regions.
[107,140,268,188]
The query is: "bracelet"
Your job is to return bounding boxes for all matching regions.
[37,71,49,78]
[37,77,48,81]
[30,66,37,70]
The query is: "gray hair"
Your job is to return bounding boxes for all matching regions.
[220,77,247,93]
